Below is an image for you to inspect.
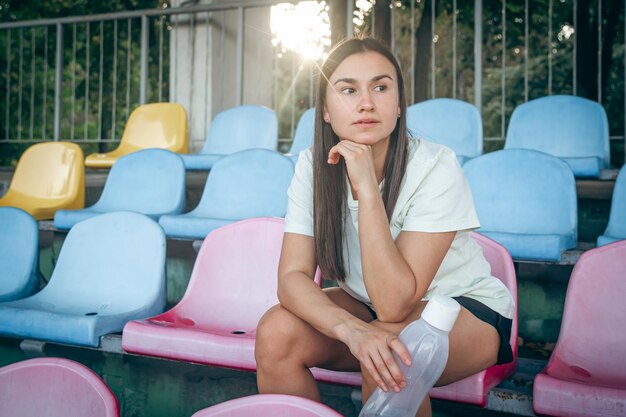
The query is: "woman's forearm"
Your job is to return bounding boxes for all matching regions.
[357,192,428,322]
[277,271,366,343]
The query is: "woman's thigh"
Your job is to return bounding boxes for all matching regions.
[256,287,375,372]
[436,306,499,386]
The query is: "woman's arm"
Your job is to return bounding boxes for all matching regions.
[277,232,361,339]
[277,231,412,392]
[328,140,455,323]
[358,193,455,322]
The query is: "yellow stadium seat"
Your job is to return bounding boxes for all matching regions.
[0,142,85,220]
[85,103,189,169]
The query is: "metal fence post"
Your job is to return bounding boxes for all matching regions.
[474,0,482,115]
[236,7,244,106]
[346,1,354,39]
[140,14,149,104]
[54,23,63,141]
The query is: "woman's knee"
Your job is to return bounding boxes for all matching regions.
[255,304,304,365]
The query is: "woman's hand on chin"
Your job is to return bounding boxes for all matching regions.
[328,140,379,199]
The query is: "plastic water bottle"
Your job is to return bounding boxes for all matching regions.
[358,295,461,417]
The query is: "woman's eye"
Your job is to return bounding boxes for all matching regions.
[341,87,355,95]
[373,85,387,92]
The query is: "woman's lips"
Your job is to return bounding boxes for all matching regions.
[353,119,379,127]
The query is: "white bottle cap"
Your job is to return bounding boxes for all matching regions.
[421,295,461,332]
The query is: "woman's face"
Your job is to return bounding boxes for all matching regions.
[323,51,400,148]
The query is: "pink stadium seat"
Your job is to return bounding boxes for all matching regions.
[429,232,518,405]
[191,394,343,417]
[312,232,519,406]
[533,240,626,417]
[122,217,320,371]
[123,223,516,405]
[0,357,119,417]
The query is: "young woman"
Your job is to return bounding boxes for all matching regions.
[255,37,515,417]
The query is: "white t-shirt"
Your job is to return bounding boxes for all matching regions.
[284,138,515,319]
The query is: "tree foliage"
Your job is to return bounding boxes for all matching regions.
[328,0,624,165]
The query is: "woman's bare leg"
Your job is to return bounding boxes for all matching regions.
[255,287,374,401]
[360,302,500,417]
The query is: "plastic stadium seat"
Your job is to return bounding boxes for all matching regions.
[0,212,166,347]
[0,208,39,302]
[597,165,626,246]
[407,98,482,165]
[181,105,278,170]
[310,232,520,401]
[191,394,343,417]
[286,108,315,162]
[505,95,609,178]
[464,149,577,262]
[54,149,185,230]
[533,240,626,417]
[159,149,293,240]
[85,103,188,168]
[123,218,323,373]
[0,357,119,417]
[0,142,84,220]
[429,232,518,405]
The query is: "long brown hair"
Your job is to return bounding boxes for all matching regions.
[313,37,409,282]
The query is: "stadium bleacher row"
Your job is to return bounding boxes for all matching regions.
[0,356,344,417]
[0,95,625,417]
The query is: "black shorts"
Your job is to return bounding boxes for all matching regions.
[364,296,513,365]
[454,296,514,365]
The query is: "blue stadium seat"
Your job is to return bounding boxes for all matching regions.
[0,207,39,302]
[159,149,293,240]
[505,95,610,178]
[464,149,577,262]
[0,211,166,347]
[54,149,185,230]
[597,165,626,246]
[286,108,315,163]
[181,105,278,170]
[407,98,482,165]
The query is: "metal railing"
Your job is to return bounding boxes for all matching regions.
[0,1,285,146]
[1,10,169,143]
[0,0,623,162]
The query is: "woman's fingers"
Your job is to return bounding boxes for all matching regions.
[378,339,406,390]
[348,325,409,392]
[327,141,370,164]
[360,354,389,392]
[381,336,411,390]
[327,143,347,164]
[388,336,412,367]
[359,337,408,392]
[327,149,341,165]
[327,142,351,164]
[372,353,397,392]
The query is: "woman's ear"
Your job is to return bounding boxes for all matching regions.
[323,105,331,123]
[397,105,401,118]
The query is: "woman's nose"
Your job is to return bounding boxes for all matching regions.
[357,91,375,111]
